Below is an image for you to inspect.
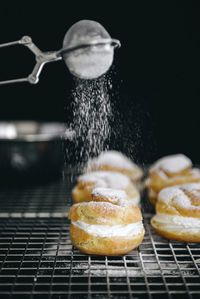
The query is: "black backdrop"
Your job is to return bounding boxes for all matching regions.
[0,1,200,164]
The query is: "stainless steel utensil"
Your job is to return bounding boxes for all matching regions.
[0,20,120,84]
[0,122,74,185]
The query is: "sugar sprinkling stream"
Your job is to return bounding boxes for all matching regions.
[68,75,112,170]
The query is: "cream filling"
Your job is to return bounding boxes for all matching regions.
[72,220,144,237]
[153,213,200,232]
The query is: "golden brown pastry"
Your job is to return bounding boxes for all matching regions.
[85,150,143,183]
[72,171,140,205]
[91,187,132,206]
[69,190,145,255]
[151,183,200,242]
[145,154,200,205]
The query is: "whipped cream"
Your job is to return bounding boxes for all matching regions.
[72,220,144,237]
[153,213,200,229]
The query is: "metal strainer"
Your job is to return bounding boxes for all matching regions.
[0,20,120,84]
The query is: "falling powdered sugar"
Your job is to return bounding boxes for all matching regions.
[69,76,112,169]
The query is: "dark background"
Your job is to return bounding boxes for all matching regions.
[0,1,199,164]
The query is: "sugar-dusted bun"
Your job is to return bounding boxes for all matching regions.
[85,151,143,182]
[72,171,140,205]
[146,154,200,206]
[149,154,192,175]
[146,168,200,204]
[151,183,200,242]
[69,200,145,255]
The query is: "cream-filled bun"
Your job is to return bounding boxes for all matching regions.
[85,151,143,182]
[69,196,145,255]
[72,171,140,205]
[146,154,200,205]
[151,183,200,242]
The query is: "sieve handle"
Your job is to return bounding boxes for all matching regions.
[0,36,61,85]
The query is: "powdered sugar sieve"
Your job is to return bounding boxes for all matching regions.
[0,20,120,84]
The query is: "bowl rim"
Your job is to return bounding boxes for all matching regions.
[0,121,75,142]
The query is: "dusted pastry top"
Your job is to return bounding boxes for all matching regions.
[159,183,200,209]
[150,154,192,174]
[92,187,127,200]
[91,187,140,206]
[78,171,131,189]
[146,168,200,189]
[87,150,139,171]
[156,183,200,219]
[69,200,142,225]
[85,150,143,181]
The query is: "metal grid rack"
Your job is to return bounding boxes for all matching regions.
[0,174,199,299]
[0,173,72,217]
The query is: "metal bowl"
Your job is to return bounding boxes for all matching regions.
[0,121,74,186]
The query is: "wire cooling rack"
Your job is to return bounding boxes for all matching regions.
[0,174,199,299]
